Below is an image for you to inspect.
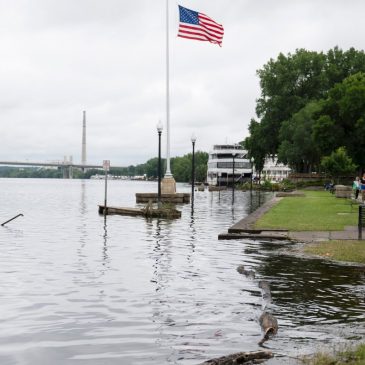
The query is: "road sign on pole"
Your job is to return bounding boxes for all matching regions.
[103,160,110,171]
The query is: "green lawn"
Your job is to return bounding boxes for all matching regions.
[255,190,358,231]
[304,240,365,264]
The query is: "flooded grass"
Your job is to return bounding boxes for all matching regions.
[301,343,365,365]
[255,190,358,231]
[304,241,365,264]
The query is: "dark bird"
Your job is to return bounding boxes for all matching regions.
[236,265,255,279]
[258,280,270,290]
[258,280,272,303]
[258,312,278,345]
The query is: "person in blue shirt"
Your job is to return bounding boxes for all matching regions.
[360,173,365,201]
[353,176,360,199]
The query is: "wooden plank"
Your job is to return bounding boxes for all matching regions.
[98,205,181,219]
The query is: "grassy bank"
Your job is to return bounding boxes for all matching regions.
[254,191,365,362]
[302,343,365,365]
[255,190,358,231]
[304,240,365,264]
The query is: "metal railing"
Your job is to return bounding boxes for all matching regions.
[358,205,365,240]
[1,214,23,226]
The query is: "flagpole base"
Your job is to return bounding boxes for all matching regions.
[161,176,176,194]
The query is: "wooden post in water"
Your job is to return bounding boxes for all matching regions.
[103,160,110,216]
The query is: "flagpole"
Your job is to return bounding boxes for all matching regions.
[160,0,176,195]
[165,0,172,177]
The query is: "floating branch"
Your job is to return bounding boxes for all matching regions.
[199,350,273,365]
[1,213,24,226]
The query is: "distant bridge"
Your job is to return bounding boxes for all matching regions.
[0,160,123,179]
[0,111,126,178]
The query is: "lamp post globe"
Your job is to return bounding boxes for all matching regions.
[157,121,163,134]
[250,157,254,192]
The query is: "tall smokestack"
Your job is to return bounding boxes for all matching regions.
[81,110,87,166]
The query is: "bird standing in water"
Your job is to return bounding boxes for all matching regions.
[236,265,255,279]
[258,312,278,345]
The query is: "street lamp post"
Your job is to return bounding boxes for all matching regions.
[250,157,254,192]
[103,160,110,216]
[232,153,236,204]
[191,134,197,206]
[157,121,163,208]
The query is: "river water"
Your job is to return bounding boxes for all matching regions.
[0,179,364,365]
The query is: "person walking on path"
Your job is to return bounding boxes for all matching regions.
[361,173,365,202]
[353,176,361,199]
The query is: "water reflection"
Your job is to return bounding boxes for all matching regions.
[188,215,196,260]
[78,180,87,247]
[149,219,173,293]
[102,215,109,269]
[253,243,365,325]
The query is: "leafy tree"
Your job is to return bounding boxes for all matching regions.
[244,119,266,176]
[127,165,136,176]
[313,72,365,169]
[320,147,357,182]
[195,164,207,183]
[325,46,365,88]
[171,156,191,182]
[170,151,208,182]
[0,167,63,178]
[194,151,209,182]
[246,47,365,172]
[278,101,322,172]
[255,49,327,155]
[312,115,338,156]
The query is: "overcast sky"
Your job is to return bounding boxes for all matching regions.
[1,0,365,166]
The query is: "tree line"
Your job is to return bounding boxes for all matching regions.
[0,151,209,183]
[85,151,208,182]
[244,46,365,177]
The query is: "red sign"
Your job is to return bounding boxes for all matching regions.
[103,160,110,171]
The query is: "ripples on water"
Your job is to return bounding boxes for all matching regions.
[0,179,364,364]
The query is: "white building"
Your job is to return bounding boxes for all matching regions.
[261,157,291,182]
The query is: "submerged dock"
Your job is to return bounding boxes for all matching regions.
[135,193,190,204]
[98,205,181,219]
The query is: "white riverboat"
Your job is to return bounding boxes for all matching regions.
[207,144,252,186]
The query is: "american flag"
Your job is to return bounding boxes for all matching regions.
[177,5,224,47]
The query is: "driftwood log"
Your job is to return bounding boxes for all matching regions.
[198,350,273,365]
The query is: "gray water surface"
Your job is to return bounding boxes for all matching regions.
[0,179,364,364]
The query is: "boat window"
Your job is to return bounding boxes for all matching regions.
[216,162,251,169]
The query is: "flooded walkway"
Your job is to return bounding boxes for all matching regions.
[220,194,365,242]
